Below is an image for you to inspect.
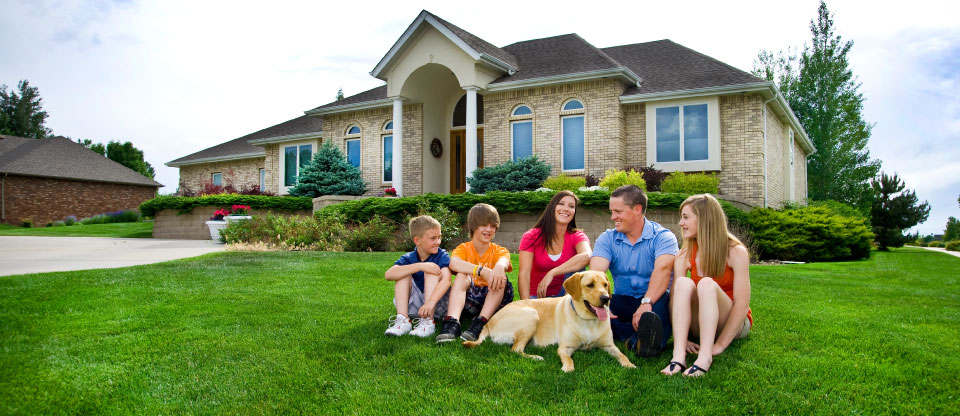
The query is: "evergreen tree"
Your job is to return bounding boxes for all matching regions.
[289,142,366,197]
[869,172,930,250]
[0,80,52,139]
[336,88,344,101]
[753,1,880,212]
[945,217,960,242]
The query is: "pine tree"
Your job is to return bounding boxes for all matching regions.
[0,80,52,139]
[869,172,930,250]
[336,88,344,101]
[289,142,366,197]
[753,1,880,212]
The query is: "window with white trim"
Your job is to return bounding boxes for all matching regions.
[259,168,265,192]
[561,99,585,171]
[511,105,533,161]
[345,125,361,168]
[646,96,720,171]
[212,172,222,186]
[382,120,393,183]
[282,143,313,187]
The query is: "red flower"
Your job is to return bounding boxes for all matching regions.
[231,205,251,215]
[210,209,230,221]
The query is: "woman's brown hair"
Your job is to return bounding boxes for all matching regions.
[680,194,742,277]
[532,190,580,251]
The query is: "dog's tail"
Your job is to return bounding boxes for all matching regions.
[461,326,490,348]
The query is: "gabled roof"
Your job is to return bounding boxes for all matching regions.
[0,135,162,187]
[603,40,764,96]
[167,115,323,167]
[489,33,640,88]
[370,10,518,80]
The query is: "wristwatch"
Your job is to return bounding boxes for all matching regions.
[641,297,652,306]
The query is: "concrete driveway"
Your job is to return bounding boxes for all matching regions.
[0,236,225,277]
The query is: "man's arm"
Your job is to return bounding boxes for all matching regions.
[588,256,610,273]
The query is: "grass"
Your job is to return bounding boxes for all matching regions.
[0,248,957,414]
[0,222,153,238]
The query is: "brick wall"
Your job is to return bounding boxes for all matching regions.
[718,94,765,207]
[153,207,312,239]
[1,175,157,226]
[483,79,627,178]
[177,157,266,193]
[794,138,808,203]
[623,103,645,167]
[764,102,787,208]
[322,104,424,196]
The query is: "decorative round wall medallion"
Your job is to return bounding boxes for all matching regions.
[430,138,443,158]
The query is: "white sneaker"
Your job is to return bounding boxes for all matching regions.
[410,318,436,338]
[385,314,412,336]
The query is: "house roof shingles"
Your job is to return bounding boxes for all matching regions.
[167,115,323,166]
[425,11,519,70]
[0,135,162,187]
[493,34,625,84]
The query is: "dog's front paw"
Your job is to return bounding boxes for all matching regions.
[621,360,637,369]
[561,364,575,372]
[531,355,544,361]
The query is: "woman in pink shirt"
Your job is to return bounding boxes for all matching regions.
[518,190,592,299]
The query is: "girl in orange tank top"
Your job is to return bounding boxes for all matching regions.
[660,194,753,378]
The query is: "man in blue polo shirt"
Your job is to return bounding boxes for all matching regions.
[589,185,678,357]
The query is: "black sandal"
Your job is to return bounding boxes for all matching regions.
[663,361,686,375]
[684,364,709,377]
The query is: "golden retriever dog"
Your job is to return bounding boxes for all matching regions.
[463,271,635,372]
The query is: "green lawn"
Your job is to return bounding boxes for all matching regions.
[1,248,957,414]
[0,222,153,238]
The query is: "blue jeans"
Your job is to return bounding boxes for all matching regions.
[609,293,671,350]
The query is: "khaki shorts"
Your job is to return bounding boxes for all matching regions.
[736,317,751,339]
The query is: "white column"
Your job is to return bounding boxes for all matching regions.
[392,97,404,197]
[465,87,478,192]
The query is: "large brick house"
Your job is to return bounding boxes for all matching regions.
[0,135,162,225]
[169,10,814,208]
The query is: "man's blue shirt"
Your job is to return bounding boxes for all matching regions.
[592,218,679,298]
[394,248,451,292]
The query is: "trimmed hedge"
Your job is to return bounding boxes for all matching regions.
[945,241,960,252]
[928,241,943,248]
[542,174,586,192]
[748,206,874,262]
[139,195,312,217]
[321,190,747,226]
[466,155,551,193]
[661,171,719,194]
[598,169,646,191]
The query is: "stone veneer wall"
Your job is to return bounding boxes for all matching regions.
[483,79,627,178]
[177,157,266,193]
[489,208,680,252]
[623,103,646,167]
[322,104,423,196]
[153,207,312,240]
[764,102,787,208]
[1,175,157,225]
[718,94,765,207]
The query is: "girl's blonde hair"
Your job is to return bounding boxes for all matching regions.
[680,194,742,277]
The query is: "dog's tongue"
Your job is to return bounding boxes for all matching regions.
[593,306,610,321]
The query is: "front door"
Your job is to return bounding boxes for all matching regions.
[449,129,484,194]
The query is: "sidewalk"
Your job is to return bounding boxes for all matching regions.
[0,236,225,276]
[922,246,960,258]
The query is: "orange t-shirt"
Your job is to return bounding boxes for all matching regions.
[451,242,513,287]
[689,243,753,326]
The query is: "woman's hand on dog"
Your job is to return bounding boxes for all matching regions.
[537,273,556,298]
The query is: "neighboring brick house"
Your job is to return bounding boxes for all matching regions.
[170,10,814,208]
[0,135,162,226]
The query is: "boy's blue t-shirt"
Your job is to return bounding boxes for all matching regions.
[394,248,451,292]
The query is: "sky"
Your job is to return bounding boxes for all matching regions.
[1,0,958,235]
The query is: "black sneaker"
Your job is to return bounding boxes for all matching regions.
[630,312,665,357]
[435,317,461,343]
[460,316,488,342]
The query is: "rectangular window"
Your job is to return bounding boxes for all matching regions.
[299,145,312,169]
[259,168,266,192]
[284,145,298,186]
[561,115,584,171]
[382,135,393,182]
[656,104,709,163]
[346,139,361,168]
[212,172,222,186]
[512,120,533,161]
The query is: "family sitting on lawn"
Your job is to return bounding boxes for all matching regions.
[383,185,752,376]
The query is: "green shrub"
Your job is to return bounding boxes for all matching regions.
[63,216,78,226]
[20,218,33,228]
[542,174,586,192]
[661,171,719,194]
[139,195,312,217]
[808,200,868,220]
[467,155,551,193]
[928,241,943,248]
[397,197,465,252]
[945,241,960,252]
[80,210,142,225]
[599,169,646,191]
[748,206,874,262]
[345,215,397,252]
[289,142,367,197]
[220,212,346,250]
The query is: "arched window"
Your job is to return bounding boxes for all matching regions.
[511,105,533,161]
[345,125,361,168]
[452,93,484,127]
[382,120,393,183]
[383,121,393,131]
[347,125,361,135]
[561,99,585,171]
[562,99,584,111]
[512,105,532,116]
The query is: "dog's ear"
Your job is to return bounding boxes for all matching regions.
[564,272,583,300]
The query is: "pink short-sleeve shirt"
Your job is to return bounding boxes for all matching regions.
[519,228,590,297]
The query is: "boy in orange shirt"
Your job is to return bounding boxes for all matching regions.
[436,203,514,343]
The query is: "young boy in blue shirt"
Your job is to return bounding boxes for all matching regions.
[384,215,452,337]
